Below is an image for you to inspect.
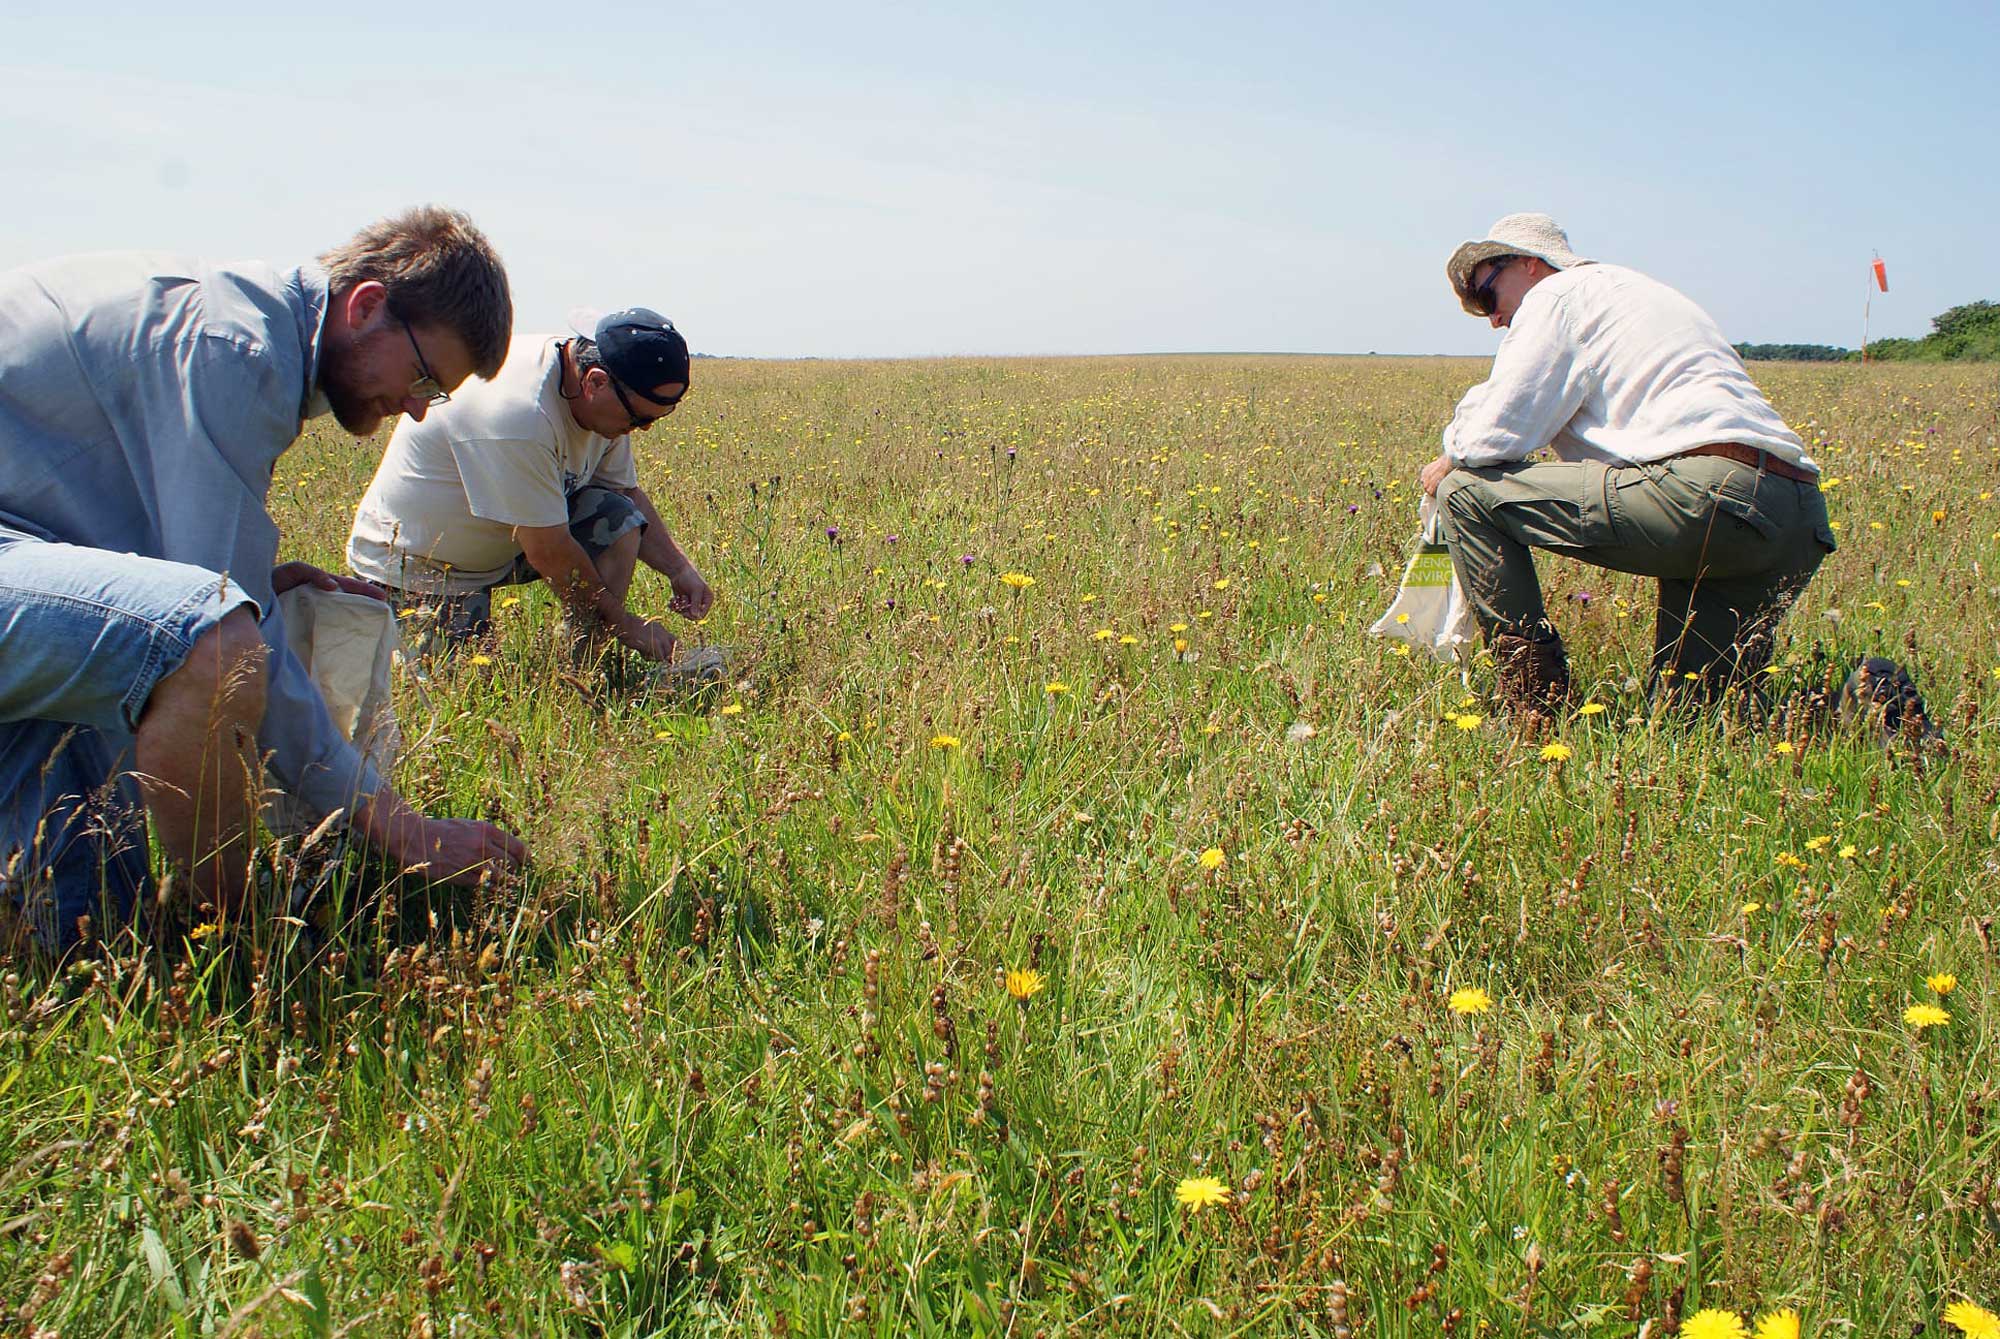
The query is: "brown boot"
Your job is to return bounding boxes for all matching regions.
[1491,633,1571,722]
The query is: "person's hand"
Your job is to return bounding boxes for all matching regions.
[667,563,714,620]
[1420,454,1458,498]
[626,618,681,665]
[355,791,528,887]
[389,817,529,888]
[272,561,390,601]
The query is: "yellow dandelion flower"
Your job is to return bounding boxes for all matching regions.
[1392,643,1412,657]
[188,921,224,942]
[1741,901,1762,917]
[468,654,494,667]
[1212,578,1230,591]
[498,596,522,609]
[1175,1175,1230,1212]
[1774,852,1806,870]
[1838,844,1857,859]
[1173,637,1190,654]
[1119,634,1139,645]
[1201,722,1221,736]
[1448,987,1493,1015]
[1772,741,1795,755]
[1395,612,1411,624]
[930,734,961,750]
[999,572,1035,589]
[719,702,744,716]
[1539,741,1572,762]
[1927,973,1957,996]
[1681,1311,1749,1339]
[837,730,854,742]
[1197,847,1226,871]
[1753,1308,1800,1339]
[1804,834,1831,852]
[1944,1301,2000,1339]
[1046,681,1070,696]
[1093,627,1115,641]
[1312,592,1328,604]
[1453,713,1483,730]
[1577,702,1607,716]
[1904,1002,1951,1031]
[1170,622,1188,633]
[1005,968,1047,1001]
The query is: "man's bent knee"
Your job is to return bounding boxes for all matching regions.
[140,607,269,733]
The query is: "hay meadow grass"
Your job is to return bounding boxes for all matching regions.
[4,355,1998,1335]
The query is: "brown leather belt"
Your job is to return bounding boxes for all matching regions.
[1675,441,1817,484]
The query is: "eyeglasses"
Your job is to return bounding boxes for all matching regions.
[1469,256,1519,317]
[605,374,684,430]
[398,315,451,406]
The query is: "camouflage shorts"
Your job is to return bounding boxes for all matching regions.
[402,487,644,646]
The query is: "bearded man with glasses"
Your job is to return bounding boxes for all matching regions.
[1418,213,1835,722]
[0,206,530,955]
[348,308,720,683]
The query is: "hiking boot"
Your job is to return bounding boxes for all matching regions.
[1491,633,1571,722]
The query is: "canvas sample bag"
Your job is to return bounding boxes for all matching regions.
[1369,496,1477,662]
[262,586,403,835]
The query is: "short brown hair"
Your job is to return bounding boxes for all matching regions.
[319,205,512,377]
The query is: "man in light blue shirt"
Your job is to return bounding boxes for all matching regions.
[1,205,530,953]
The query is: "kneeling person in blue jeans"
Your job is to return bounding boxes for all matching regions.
[1420,214,1836,718]
[0,208,531,955]
[347,309,716,675]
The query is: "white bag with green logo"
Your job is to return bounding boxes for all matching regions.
[1370,496,1476,661]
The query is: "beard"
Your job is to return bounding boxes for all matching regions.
[316,335,390,436]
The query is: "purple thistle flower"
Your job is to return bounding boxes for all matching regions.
[960,554,976,566]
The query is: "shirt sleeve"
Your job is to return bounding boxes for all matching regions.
[138,332,385,822]
[1441,293,1596,468]
[588,436,640,490]
[450,436,570,528]
[256,599,384,820]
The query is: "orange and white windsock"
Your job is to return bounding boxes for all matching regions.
[1872,256,1888,292]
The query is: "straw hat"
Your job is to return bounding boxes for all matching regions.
[1446,213,1592,315]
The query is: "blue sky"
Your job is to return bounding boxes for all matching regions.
[2,0,1993,357]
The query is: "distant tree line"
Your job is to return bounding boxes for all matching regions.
[1736,300,2000,363]
[1735,343,1852,361]
[1859,300,2000,362]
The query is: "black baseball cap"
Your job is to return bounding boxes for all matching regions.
[593,307,690,402]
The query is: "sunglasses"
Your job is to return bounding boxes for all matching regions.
[605,373,685,430]
[397,315,451,406]
[1469,255,1520,317]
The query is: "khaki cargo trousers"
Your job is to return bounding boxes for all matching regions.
[1434,453,1836,694]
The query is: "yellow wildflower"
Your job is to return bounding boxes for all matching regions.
[719,702,744,716]
[1944,1301,2000,1339]
[1904,1003,1951,1031]
[1005,968,1047,1001]
[1093,628,1115,641]
[1197,847,1226,871]
[1927,973,1957,996]
[930,734,961,750]
[1681,1312,1748,1339]
[999,572,1035,590]
[1175,1176,1230,1212]
[1448,987,1493,1015]
[1045,681,1070,696]
[468,654,494,667]
[1539,741,1572,762]
[1119,634,1139,646]
[1753,1308,1800,1339]
[1577,702,1607,716]
[1453,713,1483,730]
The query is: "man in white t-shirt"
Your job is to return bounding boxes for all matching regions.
[1420,214,1835,718]
[349,308,715,673]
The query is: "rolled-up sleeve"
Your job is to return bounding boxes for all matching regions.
[1442,296,1595,468]
[256,600,384,819]
[146,335,386,823]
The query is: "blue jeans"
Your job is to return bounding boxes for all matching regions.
[0,524,254,953]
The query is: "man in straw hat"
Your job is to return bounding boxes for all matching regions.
[1421,213,1835,719]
